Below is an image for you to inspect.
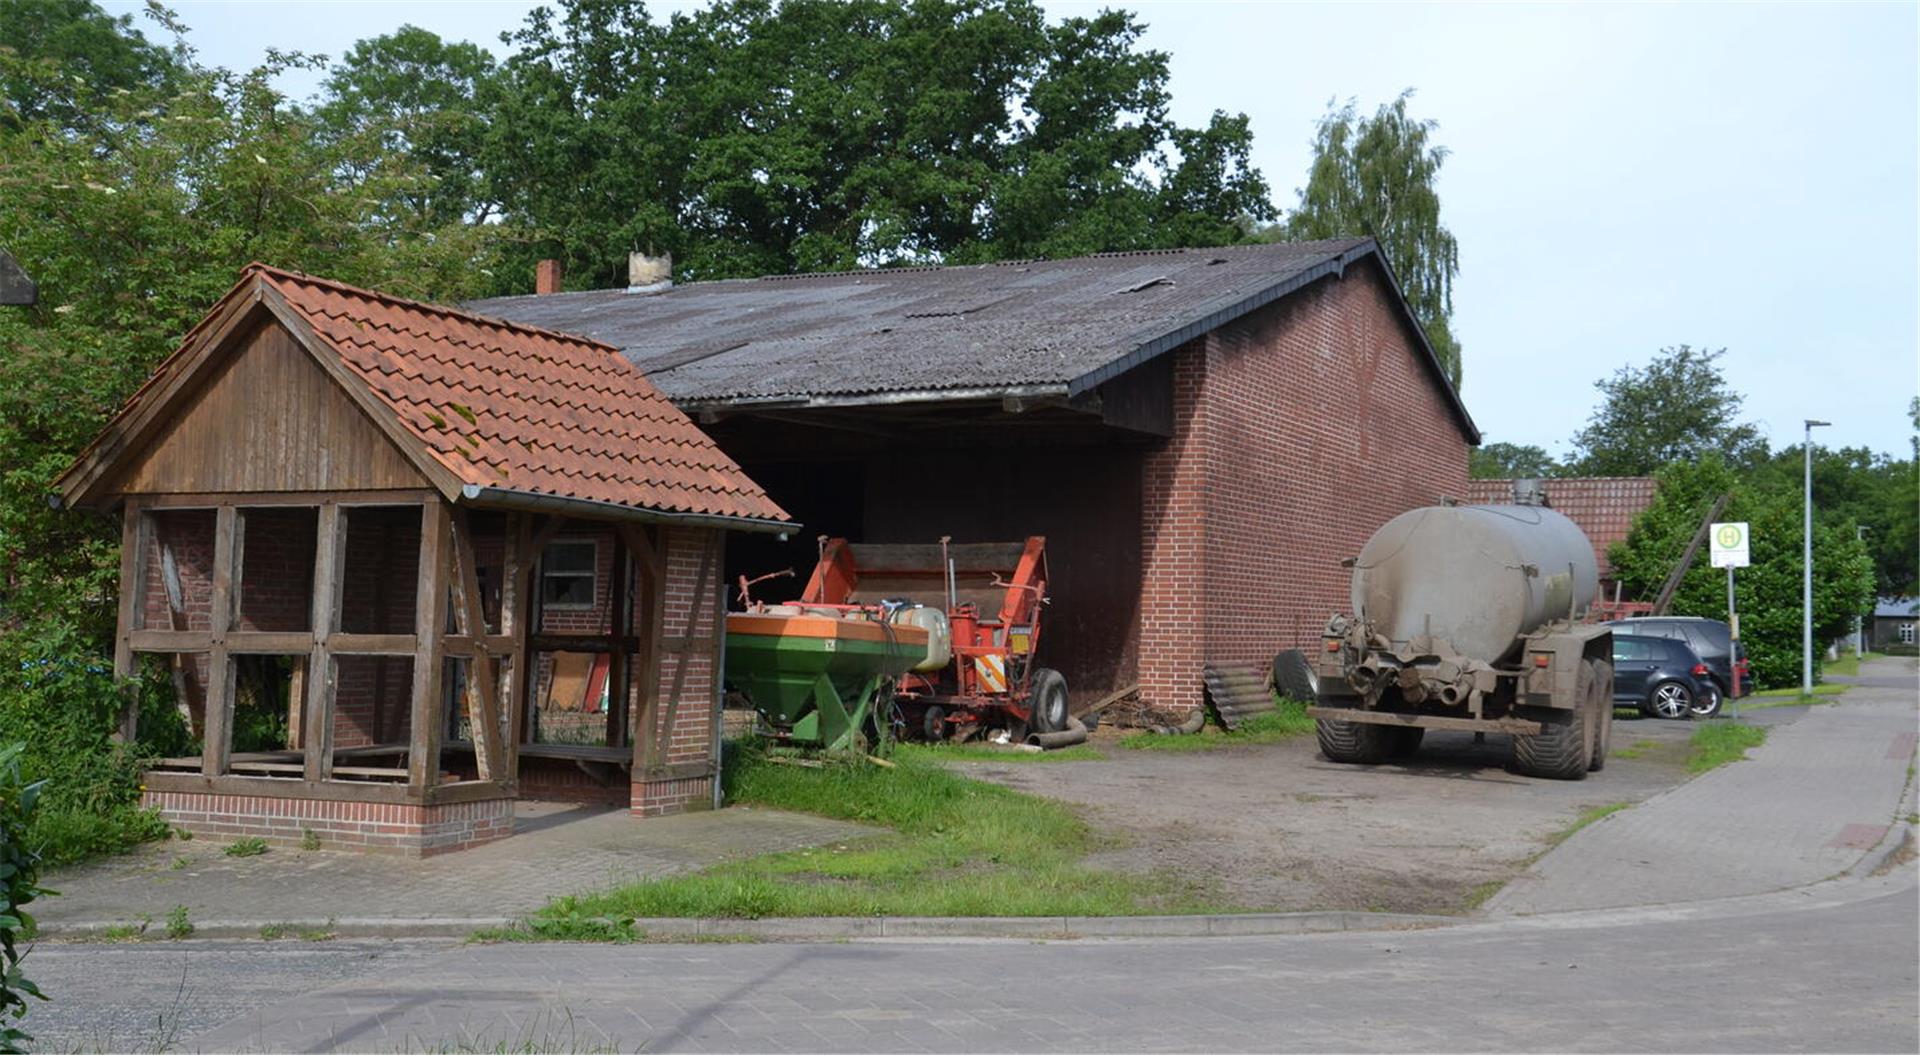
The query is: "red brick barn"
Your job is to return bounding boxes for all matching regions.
[57,265,790,853]
[473,238,1479,718]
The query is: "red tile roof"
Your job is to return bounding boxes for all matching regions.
[1467,477,1658,579]
[246,264,789,524]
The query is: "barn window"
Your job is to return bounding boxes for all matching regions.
[541,540,598,609]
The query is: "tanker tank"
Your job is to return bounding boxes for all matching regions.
[1350,504,1598,666]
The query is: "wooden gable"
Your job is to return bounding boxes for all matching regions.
[112,317,428,496]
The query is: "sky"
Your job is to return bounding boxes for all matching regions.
[101,0,1920,459]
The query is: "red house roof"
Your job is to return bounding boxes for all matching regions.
[1467,477,1658,579]
[59,264,790,528]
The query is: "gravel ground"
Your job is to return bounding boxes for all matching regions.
[955,711,1707,914]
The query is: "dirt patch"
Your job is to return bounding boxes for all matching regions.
[953,712,1700,915]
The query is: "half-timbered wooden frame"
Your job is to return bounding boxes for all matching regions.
[57,265,789,854]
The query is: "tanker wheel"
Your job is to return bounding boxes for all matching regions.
[922,705,950,743]
[1272,649,1319,703]
[1587,659,1614,772]
[1316,716,1394,764]
[1512,661,1593,781]
[1388,726,1425,758]
[1028,668,1070,735]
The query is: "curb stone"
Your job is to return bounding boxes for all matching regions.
[36,910,1455,943]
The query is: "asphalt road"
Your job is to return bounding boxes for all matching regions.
[25,864,1918,1053]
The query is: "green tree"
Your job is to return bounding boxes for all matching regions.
[1568,345,1765,476]
[1469,442,1560,480]
[1281,91,1461,387]
[1610,456,1876,687]
[0,0,184,132]
[475,0,1274,290]
[0,8,500,861]
[315,25,500,227]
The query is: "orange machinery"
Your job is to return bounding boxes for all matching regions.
[798,536,1068,741]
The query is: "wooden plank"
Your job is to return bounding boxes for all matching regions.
[112,499,148,742]
[135,489,437,509]
[129,630,213,652]
[304,502,344,781]
[450,508,506,781]
[326,633,416,655]
[141,768,425,804]
[286,656,306,752]
[225,632,314,654]
[116,322,432,496]
[406,502,450,789]
[201,507,238,775]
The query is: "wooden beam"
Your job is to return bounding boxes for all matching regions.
[135,489,437,510]
[633,526,668,772]
[326,633,416,655]
[201,506,238,777]
[450,508,506,782]
[406,502,451,790]
[112,499,147,742]
[129,629,213,652]
[225,632,315,654]
[303,502,344,782]
[606,535,632,749]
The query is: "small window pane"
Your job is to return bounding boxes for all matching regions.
[541,540,597,610]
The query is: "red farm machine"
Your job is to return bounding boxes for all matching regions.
[727,535,1075,748]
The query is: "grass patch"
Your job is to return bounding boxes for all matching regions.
[1750,682,1847,700]
[1459,879,1506,913]
[1119,700,1314,753]
[1609,739,1660,760]
[1823,651,1881,678]
[1545,802,1633,851]
[1687,723,1768,774]
[223,836,268,857]
[504,740,1210,936]
[893,742,1104,765]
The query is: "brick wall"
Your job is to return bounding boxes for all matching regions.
[142,790,513,856]
[1138,262,1472,713]
[630,525,721,816]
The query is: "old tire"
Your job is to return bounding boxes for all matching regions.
[1514,661,1593,781]
[1647,679,1693,720]
[1316,716,1395,764]
[1273,649,1319,703]
[1028,667,1070,734]
[1588,660,1614,772]
[922,705,949,742]
[1389,726,1425,758]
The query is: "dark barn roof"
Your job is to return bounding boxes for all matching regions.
[468,238,1477,441]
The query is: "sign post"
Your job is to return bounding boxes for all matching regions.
[1709,522,1751,717]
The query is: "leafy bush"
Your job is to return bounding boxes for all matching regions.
[2,742,51,1053]
[0,626,174,866]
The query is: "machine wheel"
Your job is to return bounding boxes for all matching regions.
[922,705,949,742]
[1273,649,1319,702]
[1689,682,1724,719]
[1316,716,1395,764]
[1027,667,1070,735]
[1513,662,1592,781]
[1388,726,1425,758]
[1646,679,1694,720]
[1587,659,1614,772]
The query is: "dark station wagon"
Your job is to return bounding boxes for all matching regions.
[1611,633,1722,719]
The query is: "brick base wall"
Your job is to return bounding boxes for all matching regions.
[142,790,514,856]
[631,775,713,817]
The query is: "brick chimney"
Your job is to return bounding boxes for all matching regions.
[627,251,672,293]
[535,258,563,295]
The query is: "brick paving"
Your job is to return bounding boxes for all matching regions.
[36,802,870,932]
[1486,655,1918,916]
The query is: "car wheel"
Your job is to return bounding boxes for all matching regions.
[1647,680,1693,720]
[1689,682,1723,719]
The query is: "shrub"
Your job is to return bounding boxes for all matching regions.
[2,742,51,1053]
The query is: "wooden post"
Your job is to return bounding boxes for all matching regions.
[623,524,667,772]
[450,508,506,782]
[406,501,450,792]
[499,512,525,781]
[201,505,239,777]
[112,499,147,743]
[511,515,564,753]
[302,502,344,782]
[606,535,631,749]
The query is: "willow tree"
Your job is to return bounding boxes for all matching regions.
[1284,91,1462,387]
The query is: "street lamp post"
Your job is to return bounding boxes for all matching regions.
[1804,419,1831,697]
[1856,525,1870,657]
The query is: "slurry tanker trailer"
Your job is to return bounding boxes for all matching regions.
[1301,502,1614,780]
